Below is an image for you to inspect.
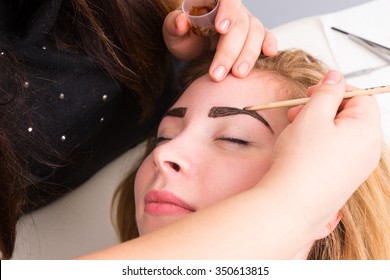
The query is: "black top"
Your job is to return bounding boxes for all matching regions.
[0,0,174,210]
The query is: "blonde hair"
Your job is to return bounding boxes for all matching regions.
[309,148,390,259]
[112,49,390,259]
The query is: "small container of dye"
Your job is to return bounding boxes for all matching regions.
[182,0,220,37]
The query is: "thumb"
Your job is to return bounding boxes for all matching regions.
[163,9,190,40]
[163,9,206,61]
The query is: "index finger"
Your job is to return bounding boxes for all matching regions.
[214,0,242,33]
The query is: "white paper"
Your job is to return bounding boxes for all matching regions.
[320,0,390,142]
[320,0,390,75]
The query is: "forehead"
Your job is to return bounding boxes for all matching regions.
[175,71,285,108]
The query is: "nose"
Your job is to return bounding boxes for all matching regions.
[152,139,191,175]
[163,161,181,172]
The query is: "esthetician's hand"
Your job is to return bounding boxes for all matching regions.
[266,70,382,230]
[163,0,278,81]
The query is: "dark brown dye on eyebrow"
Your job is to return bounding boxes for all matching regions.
[165,107,187,118]
[208,106,274,134]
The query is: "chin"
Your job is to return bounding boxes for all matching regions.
[137,215,183,236]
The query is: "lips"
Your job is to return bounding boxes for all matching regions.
[144,190,195,216]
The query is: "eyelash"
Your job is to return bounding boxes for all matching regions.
[154,136,171,145]
[215,136,249,145]
[153,136,249,146]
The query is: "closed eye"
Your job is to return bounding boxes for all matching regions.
[154,136,171,146]
[215,136,249,145]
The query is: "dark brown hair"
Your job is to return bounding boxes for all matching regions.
[0,0,179,259]
[53,0,178,118]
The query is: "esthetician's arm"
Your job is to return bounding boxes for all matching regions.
[77,71,381,259]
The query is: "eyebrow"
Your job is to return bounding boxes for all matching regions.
[208,106,274,134]
[165,107,187,117]
[164,106,274,134]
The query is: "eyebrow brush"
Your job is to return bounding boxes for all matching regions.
[243,85,390,111]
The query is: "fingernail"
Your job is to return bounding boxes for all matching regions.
[219,19,231,33]
[323,70,342,85]
[213,66,227,81]
[237,62,250,76]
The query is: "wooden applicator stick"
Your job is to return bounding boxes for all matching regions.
[243,85,390,111]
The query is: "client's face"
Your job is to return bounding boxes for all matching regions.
[135,71,290,235]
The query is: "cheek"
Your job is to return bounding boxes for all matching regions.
[226,157,272,190]
[239,160,271,184]
[134,156,154,208]
[199,154,272,207]
[134,156,157,235]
